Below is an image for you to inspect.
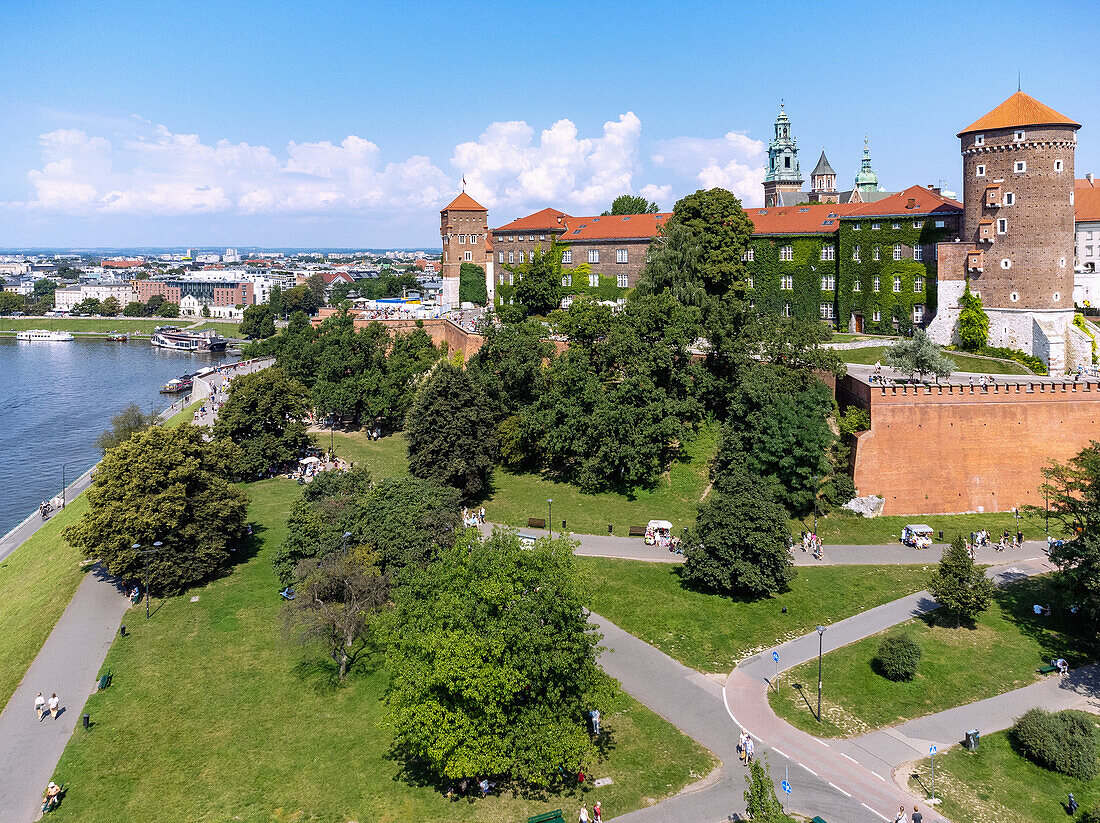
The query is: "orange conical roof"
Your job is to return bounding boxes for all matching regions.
[958,90,1080,136]
[441,191,487,212]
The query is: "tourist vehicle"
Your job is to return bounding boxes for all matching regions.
[150,328,227,352]
[901,524,935,548]
[160,375,194,394]
[15,330,75,342]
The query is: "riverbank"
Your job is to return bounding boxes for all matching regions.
[0,316,242,339]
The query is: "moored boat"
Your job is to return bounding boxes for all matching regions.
[160,374,194,393]
[150,328,227,352]
[16,329,74,342]
[105,332,128,342]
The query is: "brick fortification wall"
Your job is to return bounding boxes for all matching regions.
[844,374,1100,515]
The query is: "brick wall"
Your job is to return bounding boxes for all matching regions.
[844,374,1100,514]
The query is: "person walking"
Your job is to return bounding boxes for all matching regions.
[592,801,602,822]
[910,806,923,823]
[894,806,908,823]
[34,692,45,721]
[744,736,755,765]
[578,801,589,823]
[47,693,59,719]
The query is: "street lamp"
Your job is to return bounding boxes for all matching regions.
[61,462,68,510]
[132,541,163,619]
[1014,507,1021,543]
[547,499,553,537]
[812,475,819,535]
[816,625,826,723]
[1045,490,1050,544]
[341,531,352,553]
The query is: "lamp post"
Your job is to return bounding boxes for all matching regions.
[132,541,162,619]
[1014,507,1020,543]
[812,475,819,535]
[341,531,352,553]
[1045,490,1050,544]
[816,625,826,722]
[61,463,68,510]
[547,499,553,537]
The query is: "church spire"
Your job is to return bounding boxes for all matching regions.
[762,102,803,206]
[854,135,881,193]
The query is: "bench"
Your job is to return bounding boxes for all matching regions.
[1038,664,1058,674]
[628,525,647,537]
[527,518,546,529]
[811,817,829,823]
[96,670,112,690]
[527,811,564,823]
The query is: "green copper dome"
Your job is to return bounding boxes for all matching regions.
[854,137,881,192]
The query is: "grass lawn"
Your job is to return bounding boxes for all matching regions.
[840,345,1031,375]
[791,508,1055,545]
[0,497,89,708]
[908,729,1100,823]
[0,317,167,335]
[49,480,716,823]
[768,574,1095,738]
[188,321,242,336]
[330,430,410,479]
[163,399,202,428]
[579,558,933,673]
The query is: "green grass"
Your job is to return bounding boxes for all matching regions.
[164,399,202,428]
[0,317,168,335]
[579,558,933,673]
[908,729,1100,823]
[330,431,410,478]
[768,574,1094,738]
[188,321,242,336]
[790,508,1055,545]
[0,497,89,707]
[839,345,1031,374]
[49,480,716,823]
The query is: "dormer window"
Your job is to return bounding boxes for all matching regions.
[1014,130,1025,142]
[974,134,985,146]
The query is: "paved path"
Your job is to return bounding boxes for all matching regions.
[0,567,130,822]
[189,357,274,427]
[0,467,96,566]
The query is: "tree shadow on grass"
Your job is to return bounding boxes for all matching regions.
[291,647,381,696]
[995,576,1098,669]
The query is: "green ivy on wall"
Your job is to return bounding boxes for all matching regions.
[745,236,839,325]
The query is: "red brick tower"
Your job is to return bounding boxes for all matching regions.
[440,191,489,310]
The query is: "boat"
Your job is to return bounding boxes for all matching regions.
[150,329,228,352]
[16,330,75,342]
[105,332,128,342]
[160,375,194,394]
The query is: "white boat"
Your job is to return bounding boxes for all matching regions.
[16,329,75,342]
[150,328,227,352]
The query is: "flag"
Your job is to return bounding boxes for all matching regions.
[462,176,466,190]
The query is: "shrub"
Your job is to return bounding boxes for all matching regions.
[958,286,989,352]
[875,634,922,681]
[978,345,1048,375]
[1011,708,1100,780]
[1082,803,1100,823]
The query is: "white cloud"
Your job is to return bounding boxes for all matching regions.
[651,131,767,206]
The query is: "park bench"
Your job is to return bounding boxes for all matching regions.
[96,670,112,690]
[527,518,546,529]
[811,817,828,823]
[1038,663,1058,674]
[628,525,647,537]
[527,811,564,823]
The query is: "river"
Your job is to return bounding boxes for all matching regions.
[0,336,236,536]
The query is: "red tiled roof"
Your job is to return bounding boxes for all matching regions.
[846,185,963,217]
[493,207,572,233]
[958,91,1080,136]
[561,213,672,241]
[321,271,354,285]
[1076,178,1100,222]
[441,192,487,212]
[746,203,861,234]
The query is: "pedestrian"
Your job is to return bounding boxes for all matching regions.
[1069,793,1079,813]
[910,807,923,823]
[48,693,59,719]
[593,801,602,822]
[578,801,589,823]
[745,736,755,764]
[894,805,908,823]
[738,730,746,763]
[590,708,601,736]
[35,692,45,721]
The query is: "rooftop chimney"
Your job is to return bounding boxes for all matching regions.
[906,198,916,209]
[1089,173,1095,184]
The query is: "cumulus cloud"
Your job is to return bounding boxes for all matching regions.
[651,131,767,206]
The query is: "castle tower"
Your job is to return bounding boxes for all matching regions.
[810,151,838,203]
[854,138,881,195]
[440,190,488,311]
[763,104,803,207]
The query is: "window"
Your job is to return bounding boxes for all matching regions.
[1001,258,1012,269]
[913,221,922,229]
[1060,257,1067,268]
[974,134,984,146]
[852,223,861,231]
[852,247,861,262]
[872,222,881,230]
[498,251,504,263]
[616,249,628,264]
[935,220,945,228]
[458,234,466,244]
[976,165,986,177]
[518,252,525,264]
[821,275,835,291]
[508,273,514,286]
[1010,291,1019,302]
[561,274,572,287]
[820,302,835,320]
[914,304,925,323]
[617,274,629,288]
[853,279,861,292]
[780,245,793,261]
[748,298,755,309]
[1055,159,1064,172]
[873,309,882,322]
[780,275,793,290]
[589,273,599,288]
[892,222,901,230]
[742,248,755,261]
[562,250,572,264]
[499,273,506,285]
[747,276,754,289]
[588,250,600,264]
[893,244,903,261]
[913,245,923,261]
[1054,291,1062,301]
[464,251,472,262]
[1004,192,1015,206]
[873,276,880,291]
[997,218,1008,234]
[1014,130,1025,142]
[914,276,924,292]
[1014,161,1027,173]
[784,303,792,317]
[540,234,546,241]
[508,251,514,264]
[820,246,835,261]
[893,275,902,293]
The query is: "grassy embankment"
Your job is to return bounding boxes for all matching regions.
[0,317,241,337]
[48,479,716,823]
[768,574,1094,737]
[839,344,1031,375]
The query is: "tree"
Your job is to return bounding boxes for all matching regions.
[682,468,794,597]
[212,367,313,479]
[123,301,146,317]
[32,279,57,301]
[71,297,103,315]
[958,285,989,352]
[927,535,994,627]
[605,194,660,215]
[885,329,953,381]
[406,363,499,497]
[361,477,462,572]
[384,529,610,788]
[201,303,211,318]
[0,291,24,315]
[62,424,248,594]
[95,403,159,453]
[155,300,180,318]
[744,758,792,822]
[240,303,276,339]
[459,262,488,305]
[282,284,318,315]
[144,294,167,315]
[306,273,328,308]
[514,243,563,316]
[268,284,283,318]
[469,318,554,414]
[282,548,389,681]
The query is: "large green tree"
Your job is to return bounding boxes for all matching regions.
[744,758,793,822]
[95,403,159,454]
[63,424,248,594]
[212,367,313,479]
[605,194,660,215]
[469,318,553,414]
[384,529,609,788]
[886,329,953,381]
[928,535,994,627]
[240,303,276,339]
[682,468,794,597]
[0,291,24,314]
[361,477,462,573]
[282,284,318,315]
[406,363,499,497]
[513,243,563,316]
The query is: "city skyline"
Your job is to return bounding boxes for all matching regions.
[1,0,1096,247]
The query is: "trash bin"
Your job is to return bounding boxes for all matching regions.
[964,729,980,750]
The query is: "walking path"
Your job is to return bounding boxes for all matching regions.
[598,556,1059,822]
[189,356,274,426]
[0,467,96,565]
[0,567,130,822]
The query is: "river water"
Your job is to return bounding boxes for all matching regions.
[0,336,235,536]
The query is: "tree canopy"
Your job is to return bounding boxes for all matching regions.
[459,262,488,305]
[95,403,160,454]
[240,303,276,339]
[928,535,994,627]
[513,243,564,316]
[605,194,660,215]
[63,424,248,594]
[958,285,989,352]
[886,329,953,381]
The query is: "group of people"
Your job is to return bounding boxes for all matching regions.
[737,730,755,765]
[800,531,824,560]
[34,692,64,811]
[39,499,54,520]
[894,805,924,823]
[577,801,602,822]
[969,529,1023,553]
[462,507,485,527]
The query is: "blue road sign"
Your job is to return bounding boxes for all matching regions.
[929,745,937,755]
[773,651,780,663]
[781,780,791,794]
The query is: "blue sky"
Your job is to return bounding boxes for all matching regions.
[0,0,1094,248]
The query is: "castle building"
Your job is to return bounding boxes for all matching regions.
[762,104,803,207]
[439,191,493,310]
[927,90,1087,374]
[809,152,838,203]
